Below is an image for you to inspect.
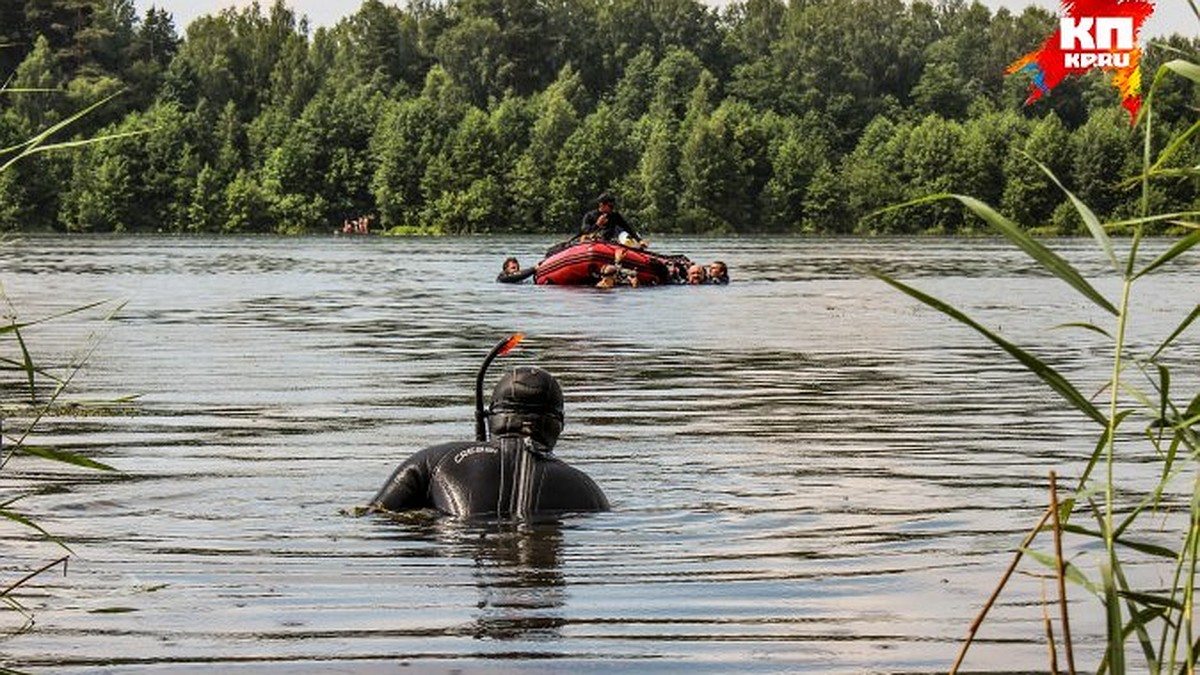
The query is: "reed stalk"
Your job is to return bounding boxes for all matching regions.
[1,87,128,635]
[1051,471,1077,674]
[950,506,1053,674]
[873,50,1200,673]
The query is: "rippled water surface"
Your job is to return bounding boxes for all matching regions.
[2,235,1197,673]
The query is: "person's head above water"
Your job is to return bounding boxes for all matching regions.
[486,366,565,450]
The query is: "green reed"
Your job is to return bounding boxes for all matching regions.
[871,58,1200,674]
[0,284,124,632]
[1,84,136,636]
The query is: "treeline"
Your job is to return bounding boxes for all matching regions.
[1,0,1197,235]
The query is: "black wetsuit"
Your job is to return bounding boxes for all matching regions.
[369,436,609,517]
[496,267,536,283]
[580,209,640,243]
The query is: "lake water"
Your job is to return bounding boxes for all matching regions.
[1,235,1197,673]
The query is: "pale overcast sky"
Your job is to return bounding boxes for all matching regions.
[136,0,1194,40]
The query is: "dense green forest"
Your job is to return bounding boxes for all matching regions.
[0,0,1197,235]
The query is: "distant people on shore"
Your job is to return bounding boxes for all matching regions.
[339,214,374,235]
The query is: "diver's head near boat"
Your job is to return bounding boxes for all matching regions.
[487,366,565,451]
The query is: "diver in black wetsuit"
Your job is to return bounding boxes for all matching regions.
[368,366,609,517]
[496,256,536,284]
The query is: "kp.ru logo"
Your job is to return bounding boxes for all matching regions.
[1006,0,1156,121]
[1060,17,1134,68]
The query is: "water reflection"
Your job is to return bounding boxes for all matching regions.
[2,235,1197,672]
[375,513,569,644]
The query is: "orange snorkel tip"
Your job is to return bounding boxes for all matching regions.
[475,333,527,441]
[497,332,525,356]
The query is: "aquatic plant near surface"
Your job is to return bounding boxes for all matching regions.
[871,58,1200,674]
[0,289,124,633]
[1,83,138,636]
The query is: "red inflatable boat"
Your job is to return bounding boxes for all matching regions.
[534,241,689,286]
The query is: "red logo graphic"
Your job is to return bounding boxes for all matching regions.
[1006,0,1156,122]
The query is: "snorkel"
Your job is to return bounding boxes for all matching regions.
[474,333,525,441]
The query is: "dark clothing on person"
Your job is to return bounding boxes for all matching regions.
[580,209,640,243]
[497,267,536,283]
[369,436,610,517]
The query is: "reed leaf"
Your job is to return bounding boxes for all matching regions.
[1163,59,1200,84]
[0,555,70,604]
[1121,591,1184,613]
[1135,231,1200,281]
[875,194,1119,315]
[0,93,150,174]
[1113,561,1162,674]
[1025,548,1097,593]
[0,299,116,334]
[1054,321,1114,340]
[1149,304,1200,362]
[1103,563,1126,675]
[1105,212,1200,229]
[1157,363,1170,426]
[867,269,1109,427]
[13,322,35,401]
[1130,168,1200,181]
[1150,432,1183,507]
[0,508,71,553]
[16,445,115,471]
[1145,117,1200,177]
[1121,381,1159,418]
[1068,410,1135,512]
[1060,524,1179,559]
[1022,151,1119,272]
[0,356,65,384]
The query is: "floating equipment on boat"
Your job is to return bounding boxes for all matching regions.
[534,241,688,286]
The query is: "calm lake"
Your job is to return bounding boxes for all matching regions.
[2,235,1197,673]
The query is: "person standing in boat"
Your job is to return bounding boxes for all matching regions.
[580,193,645,248]
[367,366,609,517]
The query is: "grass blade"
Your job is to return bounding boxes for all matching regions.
[12,322,36,401]
[1149,304,1200,362]
[0,555,70,601]
[1163,59,1200,85]
[1120,590,1184,613]
[1025,548,1098,593]
[1054,321,1114,340]
[1103,563,1126,674]
[877,193,1118,314]
[1135,230,1200,280]
[17,445,115,471]
[1067,410,1134,515]
[1146,117,1200,175]
[1021,151,1120,273]
[0,299,116,335]
[867,268,1109,426]
[0,508,73,553]
[1060,523,1179,559]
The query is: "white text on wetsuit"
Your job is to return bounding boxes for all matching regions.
[454,445,497,464]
